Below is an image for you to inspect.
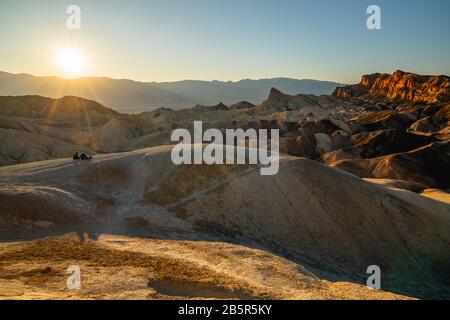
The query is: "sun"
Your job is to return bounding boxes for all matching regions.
[56,48,87,77]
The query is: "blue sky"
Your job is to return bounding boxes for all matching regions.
[0,0,449,83]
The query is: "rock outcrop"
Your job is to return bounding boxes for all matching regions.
[330,141,450,189]
[256,88,340,113]
[334,70,450,104]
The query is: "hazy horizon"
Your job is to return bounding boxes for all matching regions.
[0,69,350,85]
[1,0,449,84]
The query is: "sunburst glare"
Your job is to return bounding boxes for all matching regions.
[56,48,87,77]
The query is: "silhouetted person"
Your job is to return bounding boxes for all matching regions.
[73,152,92,160]
[79,153,92,160]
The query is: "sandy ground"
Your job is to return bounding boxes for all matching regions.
[0,234,411,300]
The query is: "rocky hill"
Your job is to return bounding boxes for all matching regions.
[1,70,449,194]
[0,146,448,299]
[333,70,450,103]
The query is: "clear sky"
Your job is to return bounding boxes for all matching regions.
[1,0,449,83]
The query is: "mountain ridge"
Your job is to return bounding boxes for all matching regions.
[0,71,344,113]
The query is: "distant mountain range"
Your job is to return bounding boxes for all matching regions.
[0,71,344,113]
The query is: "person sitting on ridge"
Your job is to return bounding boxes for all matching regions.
[73,152,92,160]
[79,153,92,160]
